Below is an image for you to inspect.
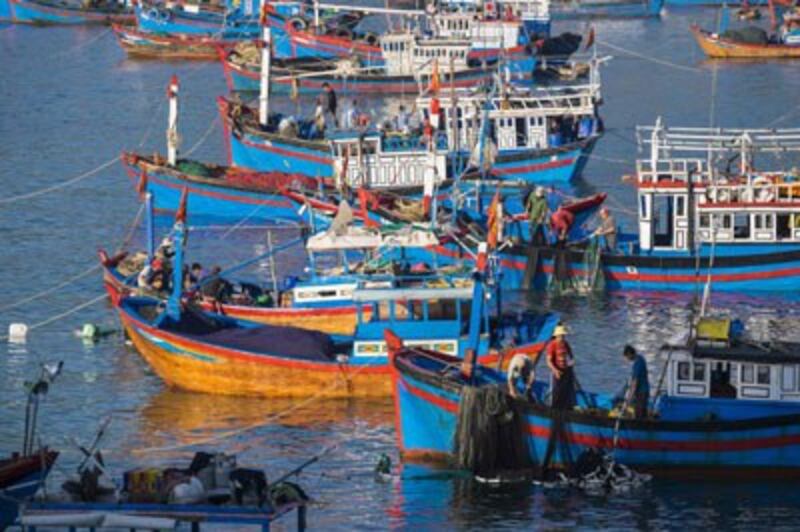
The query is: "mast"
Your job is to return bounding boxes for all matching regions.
[259,26,272,128]
[167,75,179,167]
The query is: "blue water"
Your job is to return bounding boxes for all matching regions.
[3,8,800,530]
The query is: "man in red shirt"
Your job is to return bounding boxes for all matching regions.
[550,206,575,247]
[546,324,575,410]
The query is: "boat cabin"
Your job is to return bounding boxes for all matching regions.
[658,317,800,421]
[380,32,472,77]
[417,83,600,154]
[634,121,800,253]
[328,129,449,189]
[437,0,550,42]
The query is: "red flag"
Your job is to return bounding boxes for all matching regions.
[136,170,148,199]
[486,188,501,250]
[585,27,595,50]
[175,186,188,224]
[259,3,268,26]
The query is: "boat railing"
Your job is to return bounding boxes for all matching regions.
[636,158,711,184]
[700,174,800,205]
[636,124,800,154]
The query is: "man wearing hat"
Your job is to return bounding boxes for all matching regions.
[546,324,576,410]
[593,207,617,251]
[525,186,549,246]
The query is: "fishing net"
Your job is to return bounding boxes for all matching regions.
[176,160,214,178]
[581,238,605,293]
[453,386,532,475]
[721,26,768,44]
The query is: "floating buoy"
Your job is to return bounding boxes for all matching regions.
[8,323,28,344]
[81,323,98,340]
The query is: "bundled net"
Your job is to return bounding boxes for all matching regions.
[454,386,533,475]
[225,171,318,192]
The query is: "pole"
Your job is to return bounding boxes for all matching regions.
[167,75,179,166]
[145,192,155,262]
[267,231,278,299]
[259,26,272,128]
[165,221,186,322]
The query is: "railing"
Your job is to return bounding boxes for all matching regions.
[636,158,710,184]
[701,175,800,205]
[636,123,800,154]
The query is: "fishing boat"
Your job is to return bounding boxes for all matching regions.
[426,119,800,293]
[222,28,535,95]
[438,0,551,40]
[0,364,61,529]
[415,80,603,184]
[116,213,558,398]
[0,0,132,24]
[389,313,800,479]
[112,23,243,60]
[691,23,800,59]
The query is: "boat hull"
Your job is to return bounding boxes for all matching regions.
[0,452,58,530]
[4,0,132,24]
[691,25,800,59]
[428,242,800,292]
[113,24,238,60]
[392,351,800,478]
[486,136,598,184]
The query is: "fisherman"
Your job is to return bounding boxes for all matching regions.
[525,186,549,246]
[546,324,576,410]
[614,345,650,419]
[507,352,539,401]
[550,205,575,247]
[396,104,411,133]
[189,262,204,285]
[310,100,326,139]
[320,82,338,127]
[593,207,617,251]
[201,266,230,301]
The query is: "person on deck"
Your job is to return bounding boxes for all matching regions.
[593,207,617,251]
[526,186,549,246]
[343,99,359,130]
[614,345,650,419]
[320,82,338,127]
[507,352,539,401]
[396,104,411,134]
[546,324,576,410]
[311,101,326,139]
[550,205,575,247]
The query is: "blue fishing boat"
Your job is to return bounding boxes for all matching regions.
[388,314,800,479]
[425,120,800,293]
[0,0,132,24]
[134,1,260,37]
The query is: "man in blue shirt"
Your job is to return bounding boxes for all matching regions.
[616,345,650,418]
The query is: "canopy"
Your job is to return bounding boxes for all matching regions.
[307,226,439,252]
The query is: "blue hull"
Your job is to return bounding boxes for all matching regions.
[424,241,800,292]
[393,353,800,476]
[5,0,131,24]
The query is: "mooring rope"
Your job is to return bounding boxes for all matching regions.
[51,26,112,60]
[182,116,220,157]
[0,264,102,313]
[597,39,704,74]
[0,293,108,342]
[0,157,119,205]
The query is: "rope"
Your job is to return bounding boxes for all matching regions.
[0,264,102,313]
[596,40,704,74]
[116,202,146,253]
[51,27,112,59]
[0,293,108,341]
[0,156,118,205]
[132,361,375,454]
[591,154,631,165]
[183,116,220,158]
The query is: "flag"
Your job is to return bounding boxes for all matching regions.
[585,27,595,50]
[136,170,148,199]
[486,188,502,250]
[429,58,441,95]
[175,186,188,225]
[259,2,268,26]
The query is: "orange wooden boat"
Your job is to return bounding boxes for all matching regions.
[691,24,800,58]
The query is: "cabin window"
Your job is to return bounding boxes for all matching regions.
[757,365,771,385]
[734,213,751,239]
[710,362,737,399]
[721,214,732,229]
[693,362,706,381]
[782,366,796,392]
[699,213,710,229]
[676,196,686,217]
[677,361,690,380]
[741,364,754,384]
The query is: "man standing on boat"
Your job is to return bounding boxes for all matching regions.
[593,207,617,251]
[320,82,339,128]
[615,345,650,418]
[526,186,549,246]
[546,324,576,410]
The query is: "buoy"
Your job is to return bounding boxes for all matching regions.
[8,323,28,344]
[81,323,98,340]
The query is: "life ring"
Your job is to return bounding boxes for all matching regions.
[361,32,379,46]
[753,176,775,202]
[287,16,307,31]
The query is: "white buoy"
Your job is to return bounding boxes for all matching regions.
[167,74,179,166]
[8,323,28,344]
[259,26,272,128]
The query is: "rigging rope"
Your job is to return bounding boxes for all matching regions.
[597,40,704,74]
[0,264,102,313]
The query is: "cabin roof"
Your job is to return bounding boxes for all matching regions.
[352,286,473,302]
[692,341,800,365]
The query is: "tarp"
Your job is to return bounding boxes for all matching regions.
[721,26,768,45]
[188,323,337,362]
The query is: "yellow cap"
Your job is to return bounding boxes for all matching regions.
[553,324,568,337]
